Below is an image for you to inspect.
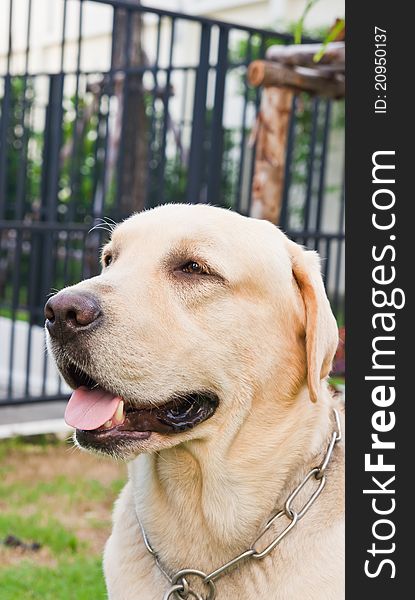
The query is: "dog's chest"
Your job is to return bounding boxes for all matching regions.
[104,477,344,600]
[104,523,344,600]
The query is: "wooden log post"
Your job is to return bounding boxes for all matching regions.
[248,59,345,99]
[247,42,345,225]
[249,87,294,224]
[265,41,345,68]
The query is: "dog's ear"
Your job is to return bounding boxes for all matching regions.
[286,239,339,402]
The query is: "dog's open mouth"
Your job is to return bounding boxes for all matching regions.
[63,363,219,448]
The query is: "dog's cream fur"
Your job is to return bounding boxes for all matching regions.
[50,205,344,599]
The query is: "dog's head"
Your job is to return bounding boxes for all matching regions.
[45,204,338,458]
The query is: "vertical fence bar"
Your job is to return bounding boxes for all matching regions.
[315,100,332,243]
[176,68,188,165]
[206,26,229,206]
[7,228,23,399]
[18,0,35,399]
[42,76,64,224]
[0,0,13,219]
[100,7,119,220]
[303,96,320,231]
[323,236,331,283]
[114,83,127,218]
[60,0,68,72]
[6,0,13,72]
[186,23,211,204]
[33,73,64,328]
[0,76,11,219]
[146,14,162,208]
[57,0,68,312]
[124,8,133,68]
[25,228,39,397]
[333,166,345,317]
[279,95,298,230]
[67,0,84,222]
[91,93,107,219]
[157,17,176,203]
[235,32,252,212]
[98,90,112,220]
[0,5,345,405]
[14,0,33,221]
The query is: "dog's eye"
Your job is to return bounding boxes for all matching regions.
[104,254,113,267]
[181,261,205,274]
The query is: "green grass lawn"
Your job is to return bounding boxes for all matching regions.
[0,435,126,599]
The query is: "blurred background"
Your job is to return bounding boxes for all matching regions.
[0,1,344,597]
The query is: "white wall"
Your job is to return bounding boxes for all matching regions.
[147,0,344,29]
[1,0,345,75]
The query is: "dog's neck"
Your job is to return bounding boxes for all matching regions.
[129,386,335,574]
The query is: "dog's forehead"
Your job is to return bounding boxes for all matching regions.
[112,204,287,257]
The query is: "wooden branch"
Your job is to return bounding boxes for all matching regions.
[247,60,345,98]
[266,42,344,68]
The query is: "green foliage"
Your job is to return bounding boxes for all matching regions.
[2,76,40,220]
[294,0,321,44]
[59,94,101,222]
[163,158,188,204]
[293,0,345,61]
[229,33,286,66]
[313,19,345,62]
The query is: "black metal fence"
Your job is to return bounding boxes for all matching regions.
[0,0,344,405]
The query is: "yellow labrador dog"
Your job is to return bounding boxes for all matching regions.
[45,204,344,600]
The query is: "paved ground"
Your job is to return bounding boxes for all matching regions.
[0,401,67,425]
[0,400,71,438]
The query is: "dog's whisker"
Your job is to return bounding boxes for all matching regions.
[155,450,169,465]
[88,223,113,235]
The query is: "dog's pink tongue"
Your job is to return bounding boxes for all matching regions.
[64,387,120,430]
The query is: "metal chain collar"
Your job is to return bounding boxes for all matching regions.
[136,408,342,600]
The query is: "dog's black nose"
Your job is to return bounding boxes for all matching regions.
[44,291,102,340]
